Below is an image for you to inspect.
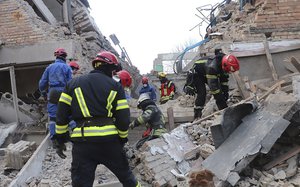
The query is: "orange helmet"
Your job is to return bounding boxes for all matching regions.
[117,70,132,87]
[54,48,67,57]
[221,54,239,73]
[142,77,148,84]
[69,61,80,70]
[92,51,118,68]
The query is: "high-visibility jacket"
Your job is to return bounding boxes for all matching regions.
[185,54,229,110]
[55,70,130,143]
[159,80,175,103]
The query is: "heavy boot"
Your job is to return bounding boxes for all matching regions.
[194,107,203,120]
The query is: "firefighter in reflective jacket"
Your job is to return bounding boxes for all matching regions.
[184,49,240,120]
[129,93,167,149]
[158,72,176,104]
[54,51,140,187]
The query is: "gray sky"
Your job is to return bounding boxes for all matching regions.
[89,0,221,74]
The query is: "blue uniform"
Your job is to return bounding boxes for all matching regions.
[139,84,157,101]
[39,58,72,138]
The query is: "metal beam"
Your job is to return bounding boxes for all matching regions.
[32,0,57,25]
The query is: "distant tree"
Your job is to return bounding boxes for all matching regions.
[172,38,198,53]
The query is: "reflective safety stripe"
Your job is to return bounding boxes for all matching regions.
[59,93,72,105]
[75,87,91,117]
[221,82,228,86]
[71,125,118,137]
[116,99,129,110]
[136,181,142,187]
[55,124,68,134]
[168,81,173,88]
[206,74,218,79]
[210,89,221,95]
[117,129,128,138]
[137,116,145,124]
[106,91,117,117]
[195,59,207,64]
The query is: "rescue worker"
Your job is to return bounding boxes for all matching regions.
[129,93,167,149]
[39,48,72,140]
[54,51,140,187]
[157,72,176,104]
[69,61,80,76]
[139,76,157,102]
[184,49,240,120]
[117,70,132,100]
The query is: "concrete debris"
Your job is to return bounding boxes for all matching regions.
[5,140,36,170]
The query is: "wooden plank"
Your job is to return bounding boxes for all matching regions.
[263,40,278,81]
[9,66,20,125]
[167,107,175,131]
[32,0,57,25]
[263,145,300,170]
[290,56,300,72]
[190,80,285,126]
[232,71,251,99]
[230,40,300,57]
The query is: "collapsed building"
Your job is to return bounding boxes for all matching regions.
[1,0,300,187]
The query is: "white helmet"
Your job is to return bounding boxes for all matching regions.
[137,93,150,107]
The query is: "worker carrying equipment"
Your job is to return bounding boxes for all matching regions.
[54,51,140,187]
[184,49,240,120]
[139,76,157,102]
[129,93,167,149]
[157,72,176,104]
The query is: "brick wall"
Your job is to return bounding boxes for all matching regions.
[252,0,300,38]
[0,0,51,46]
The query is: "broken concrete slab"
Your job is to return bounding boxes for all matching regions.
[0,122,17,147]
[0,93,41,123]
[211,102,256,148]
[202,91,300,185]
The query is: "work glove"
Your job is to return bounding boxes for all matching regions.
[184,85,196,96]
[56,142,67,159]
[129,121,137,129]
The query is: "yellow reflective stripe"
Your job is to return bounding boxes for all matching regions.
[168,81,173,88]
[106,91,117,117]
[136,182,141,187]
[117,129,128,138]
[75,87,91,117]
[116,99,129,110]
[210,89,221,94]
[137,116,145,124]
[221,82,228,86]
[71,125,118,137]
[59,93,72,105]
[206,74,218,79]
[55,124,68,134]
[195,60,206,64]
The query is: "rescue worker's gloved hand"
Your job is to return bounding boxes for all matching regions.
[184,85,196,96]
[53,140,67,159]
[129,121,137,129]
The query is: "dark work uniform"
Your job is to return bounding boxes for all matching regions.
[55,70,139,187]
[185,53,229,119]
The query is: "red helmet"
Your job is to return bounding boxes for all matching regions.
[54,48,67,57]
[222,54,240,73]
[92,51,118,67]
[142,77,148,84]
[69,61,80,70]
[117,70,132,87]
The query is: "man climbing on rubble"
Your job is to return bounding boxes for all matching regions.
[184,49,240,120]
[116,70,133,100]
[139,76,157,102]
[158,72,176,104]
[39,48,72,141]
[129,93,167,149]
[54,51,141,187]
